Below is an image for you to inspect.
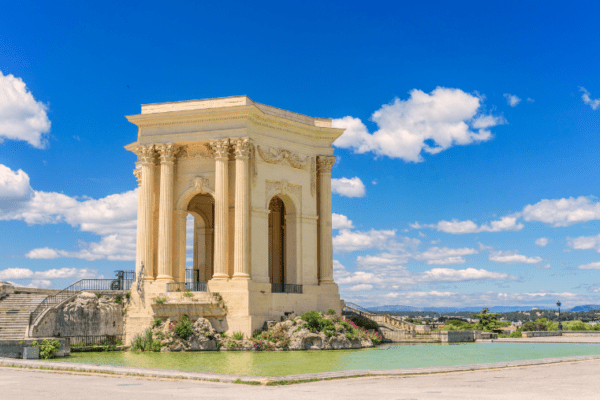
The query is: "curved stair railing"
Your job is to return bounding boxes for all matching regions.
[28,275,134,329]
[344,302,418,330]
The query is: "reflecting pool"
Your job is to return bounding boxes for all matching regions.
[49,343,600,377]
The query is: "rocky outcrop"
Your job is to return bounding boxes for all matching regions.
[31,292,125,338]
[152,317,218,352]
[0,281,15,297]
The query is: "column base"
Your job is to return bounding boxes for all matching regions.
[211,273,230,280]
[319,279,335,285]
[155,275,174,282]
[232,273,250,279]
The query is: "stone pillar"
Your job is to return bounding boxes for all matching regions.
[233,138,251,279]
[156,144,176,281]
[205,228,214,281]
[174,210,187,283]
[194,217,207,282]
[317,155,336,284]
[133,164,142,279]
[137,145,156,280]
[211,138,230,279]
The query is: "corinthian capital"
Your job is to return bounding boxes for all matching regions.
[133,166,142,187]
[135,144,156,164]
[157,143,176,163]
[210,138,230,159]
[317,155,336,173]
[233,138,251,158]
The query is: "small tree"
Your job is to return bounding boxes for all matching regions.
[472,308,509,332]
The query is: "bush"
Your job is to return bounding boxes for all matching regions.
[183,290,193,298]
[522,321,547,332]
[125,291,131,300]
[153,318,162,328]
[327,309,336,315]
[115,295,123,305]
[509,328,523,338]
[173,316,194,340]
[232,331,244,340]
[155,297,166,304]
[347,314,379,331]
[131,328,154,351]
[31,340,61,359]
[151,339,162,352]
[300,311,335,333]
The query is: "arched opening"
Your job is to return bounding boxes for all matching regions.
[185,193,215,284]
[268,196,285,287]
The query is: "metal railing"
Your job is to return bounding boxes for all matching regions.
[29,273,134,327]
[166,282,208,292]
[271,283,303,294]
[66,335,125,347]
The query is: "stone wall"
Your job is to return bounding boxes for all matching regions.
[0,281,15,297]
[31,292,125,338]
[521,331,562,338]
[0,339,69,359]
[440,330,478,343]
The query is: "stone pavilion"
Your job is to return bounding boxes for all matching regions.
[124,96,343,342]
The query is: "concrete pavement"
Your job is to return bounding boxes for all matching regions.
[1,358,600,399]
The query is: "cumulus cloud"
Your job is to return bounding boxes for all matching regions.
[421,268,511,282]
[333,87,504,162]
[0,267,97,280]
[504,94,521,107]
[331,177,366,198]
[535,237,549,247]
[488,250,543,264]
[0,71,51,148]
[0,164,137,261]
[415,216,523,234]
[414,246,478,265]
[520,196,600,227]
[568,234,600,253]
[333,228,396,253]
[580,87,600,110]
[578,262,600,270]
[332,213,354,229]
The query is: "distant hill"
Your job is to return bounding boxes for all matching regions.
[570,305,600,312]
[368,305,563,313]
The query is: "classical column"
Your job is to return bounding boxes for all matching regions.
[233,138,251,279]
[133,164,142,280]
[137,145,156,280]
[317,155,336,284]
[156,143,176,281]
[174,210,187,283]
[204,228,214,281]
[211,138,230,279]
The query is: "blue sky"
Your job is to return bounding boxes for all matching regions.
[1,1,600,307]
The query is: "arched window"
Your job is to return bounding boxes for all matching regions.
[268,196,285,287]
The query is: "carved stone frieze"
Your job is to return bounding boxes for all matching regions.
[209,139,230,159]
[257,146,308,169]
[177,142,212,160]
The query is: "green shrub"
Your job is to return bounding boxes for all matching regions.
[173,316,194,340]
[125,291,131,299]
[347,314,378,331]
[131,328,154,351]
[509,328,523,338]
[152,318,162,328]
[327,309,336,315]
[31,339,61,359]
[115,295,123,305]
[183,290,193,298]
[96,293,102,298]
[232,331,244,341]
[155,297,166,304]
[151,340,162,352]
[345,331,355,341]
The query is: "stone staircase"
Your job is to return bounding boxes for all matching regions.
[0,293,47,339]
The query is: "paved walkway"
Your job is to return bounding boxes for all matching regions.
[492,336,600,344]
[2,358,600,399]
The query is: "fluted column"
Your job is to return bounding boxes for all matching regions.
[205,228,214,280]
[233,138,251,279]
[174,210,187,283]
[211,138,230,279]
[137,145,156,280]
[317,155,336,284]
[133,163,142,280]
[156,143,176,281]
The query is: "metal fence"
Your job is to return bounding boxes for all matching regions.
[29,271,134,327]
[166,281,208,292]
[271,283,303,294]
[66,335,125,347]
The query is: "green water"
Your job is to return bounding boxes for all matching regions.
[49,343,600,377]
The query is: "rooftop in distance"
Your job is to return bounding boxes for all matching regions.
[140,95,332,128]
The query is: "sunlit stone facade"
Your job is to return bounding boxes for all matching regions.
[124,96,343,341]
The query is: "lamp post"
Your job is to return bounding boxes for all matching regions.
[557,300,563,331]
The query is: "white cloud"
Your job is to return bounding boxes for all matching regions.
[527,98,535,103]
[489,250,542,264]
[0,71,51,148]
[580,87,600,110]
[568,234,600,253]
[536,264,551,269]
[333,87,504,162]
[331,177,366,198]
[504,93,521,107]
[578,262,600,270]
[419,216,523,234]
[414,246,478,265]
[535,237,549,247]
[348,284,373,292]
[421,268,511,282]
[332,213,354,229]
[0,267,97,280]
[333,228,396,253]
[0,164,137,261]
[520,196,600,227]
